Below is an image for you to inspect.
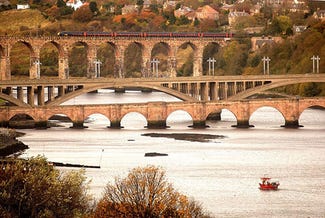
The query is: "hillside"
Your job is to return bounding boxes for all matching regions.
[0,9,51,34]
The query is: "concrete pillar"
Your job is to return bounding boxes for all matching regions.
[48,86,54,102]
[27,86,34,106]
[200,82,209,101]
[37,86,44,106]
[58,86,64,97]
[17,86,24,101]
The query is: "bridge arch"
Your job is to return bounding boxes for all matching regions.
[9,113,35,122]
[176,42,197,77]
[84,113,111,127]
[98,41,118,78]
[202,42,220,76]
[124,41,144,78]
[40,41,61,77]
[68,41,88,77]
[151,42,171,77]
[166,109,193,128]
[121,112,148,129]
[249,106,285,127]
[10,40,35,78]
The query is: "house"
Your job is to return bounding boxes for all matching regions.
[195,5,219,20]
[251,36,282,51]
[122,4,139,15]
[174,5,193,18]
[17,4,30,10]
[228,10,249,26]
[163,0,179,11]
[293,25,307,34]
[313,10,325,20]
[66,0,83,10]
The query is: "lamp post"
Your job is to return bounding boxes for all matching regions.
[311,55,320,73]
[262,56,271,75]
[207,57,216,76]
[94,59,102,78]
[151,58,160,77]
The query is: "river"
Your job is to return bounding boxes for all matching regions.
[19,90,325,217]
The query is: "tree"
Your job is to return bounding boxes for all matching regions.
[0,156,92,217]
[89,1,98,14]
[56,0,66,8]
[92,166,212,218]
[72,5,93,22]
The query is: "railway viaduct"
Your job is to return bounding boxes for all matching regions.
[0,35,230,80]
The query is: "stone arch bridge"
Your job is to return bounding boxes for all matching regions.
[0,35,230,80]
[1,97,324,129]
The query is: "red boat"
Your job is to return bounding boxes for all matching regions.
[259,177,280,190]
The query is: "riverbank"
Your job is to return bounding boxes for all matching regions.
[0,128,28,157]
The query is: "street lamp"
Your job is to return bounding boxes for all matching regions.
[311,55,320,73]
[94,59,102,78]
[151,58,160,78]
[262,56,271,75]
[207,57,216,76]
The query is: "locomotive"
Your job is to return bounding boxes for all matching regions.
[57,31,233,38]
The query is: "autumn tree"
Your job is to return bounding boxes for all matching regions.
[92,165,212,218]
[72,5,93,22]
[0,156,92,217]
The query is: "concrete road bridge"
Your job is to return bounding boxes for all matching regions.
[0,74,324,107]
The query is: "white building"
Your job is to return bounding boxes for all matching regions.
[17,4,30,10]
[66,0,83,10]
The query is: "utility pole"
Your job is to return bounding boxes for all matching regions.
[207,57,216,76]
[311,55,320,73]
[262,56,271,75]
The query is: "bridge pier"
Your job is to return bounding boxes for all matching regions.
[147,120,167,129]
[283,120,302,128]
[72,121,85,129]
[0,121,9,128]
[110,120,122,129]
[232,120,254,128]
[190,120,209,129]
[35,121,48,129]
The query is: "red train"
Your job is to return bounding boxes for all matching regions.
[57,31,233,38]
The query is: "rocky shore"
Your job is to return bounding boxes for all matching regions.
[0,128,28,157]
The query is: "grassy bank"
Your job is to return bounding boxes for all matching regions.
[0,128,28,157]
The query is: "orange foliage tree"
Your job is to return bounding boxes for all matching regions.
[92,165,212,218]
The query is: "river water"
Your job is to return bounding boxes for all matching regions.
[19,90,325,217]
